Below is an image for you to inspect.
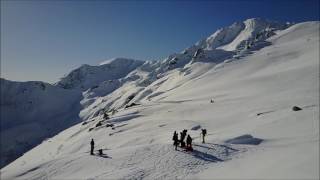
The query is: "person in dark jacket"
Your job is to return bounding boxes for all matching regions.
[186,135,193,151]
[183,129,187,137]
[90,139,95,155]
[172,131,179,150]
[201,129,207,143]
[180,129,188,147]
[180,132,185,147]
[172,131,178,144]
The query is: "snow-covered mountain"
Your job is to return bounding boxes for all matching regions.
[78,18,291,121]
[0,58,144,168]
[1,18,319,179]
[55,58,144,90]
[0,79,82,168]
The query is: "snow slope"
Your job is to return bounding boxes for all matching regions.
[1,21,318,179]
[0,58,144,168]
[78,18,290,121]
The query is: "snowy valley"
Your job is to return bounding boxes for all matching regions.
[0,18,319,179]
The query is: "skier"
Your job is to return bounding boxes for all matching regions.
[186,135,193,151]
[90,139,95,155]
[172,131,179,150]
[201,129,207,143]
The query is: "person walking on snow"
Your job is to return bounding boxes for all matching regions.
[180,131,186,148]
[186,135,193,151]
[90,139,95,155]
[172,131,179,150]
[180,129,188,147]
[201,129,207,143]
[172,131,178,144]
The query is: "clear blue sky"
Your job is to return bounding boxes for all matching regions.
[1,0,319,83]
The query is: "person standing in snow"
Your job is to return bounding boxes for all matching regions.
[201,129,207,143]
[180,132,186,148]
[183,129,187,136]
[186,135,193,151]
[182,129,188,147]
[172,131,177,144]
[172,131,179,150]
[90,139,95,155]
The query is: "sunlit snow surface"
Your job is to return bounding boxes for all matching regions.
[1,21,319,179]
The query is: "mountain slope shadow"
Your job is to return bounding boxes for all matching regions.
[178,146,224,162]
[190,149,224,162]
[225,134,263,145]
[92,154,111,159]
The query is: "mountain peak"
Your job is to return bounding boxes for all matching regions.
[55,58,143,90]
[99,58,142,66]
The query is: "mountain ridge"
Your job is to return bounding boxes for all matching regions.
[1,20,318,179]
[0,18,312,170]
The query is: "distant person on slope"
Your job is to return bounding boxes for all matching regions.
[90,139,95,155]
[172,131,179,150]
[201,129,207,143]
[186,135,193,151]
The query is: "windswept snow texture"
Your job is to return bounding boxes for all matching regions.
[0,79,82,168]
[1,19,319,180]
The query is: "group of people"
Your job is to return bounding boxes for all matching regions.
[172,129,193,151]
[172,128,207,151]
[90,128,207,155]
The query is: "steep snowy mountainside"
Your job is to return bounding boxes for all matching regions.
[79,18,291,121]
[0,18,289,169]
[202,21,245,50]
[55,58,144,90]
[148,18,289,71]
[0,79,82,168]
[0,18,304,172]
[216,18,288,51]
[1,21,318,180]
[0,58,143,168]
